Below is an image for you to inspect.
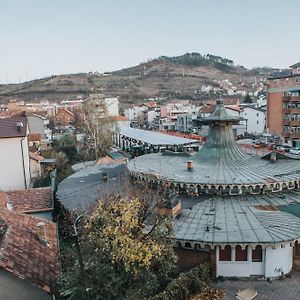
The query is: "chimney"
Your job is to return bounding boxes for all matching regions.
[37,222,48,245]
[16,121,24,132]
[187,160,193,170]
[158,193,181,218]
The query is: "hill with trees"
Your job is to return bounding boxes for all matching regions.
[0,52,285,105]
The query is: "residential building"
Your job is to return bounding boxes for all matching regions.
[87,94,119,117]
[54,108,74,128]
[0,115,31,190]
[267,61,300,146]
[242,106,266,134]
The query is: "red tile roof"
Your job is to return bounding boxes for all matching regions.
[199,105,215,114]
[0,116,27,138]
[29,151,45,162]
[111,115,129,121]
[0,209,60,293]
[28,133,41,141]
[0,187,52,213]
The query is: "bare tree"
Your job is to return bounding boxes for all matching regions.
[82,97,119,159]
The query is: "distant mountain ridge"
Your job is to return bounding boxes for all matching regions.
[0,52,286,105]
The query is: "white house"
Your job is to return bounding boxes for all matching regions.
[88,94,119,117]
[124,105,148,121]
[0,115,31,190]
[242,106,266,134]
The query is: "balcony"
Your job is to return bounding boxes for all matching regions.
[290,133,300,139]
[290,120,300,126]
[290,108,300,114]
[282,108,290,114]
[282,120,290,126]
[289,96,300,102]
[282,96,291,102]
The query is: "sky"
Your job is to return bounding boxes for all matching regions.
[0,0,299,83]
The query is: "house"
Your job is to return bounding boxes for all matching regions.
[54,108,74,128]
[0,208,60,299]
[28,133,41,152]
[87,94,119,117]
[242,106,266,134]
[0,115,31,191]
[26,113,48,139]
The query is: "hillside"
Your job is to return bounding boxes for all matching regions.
[0,53,283,105]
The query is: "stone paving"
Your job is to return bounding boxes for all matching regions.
[213,271,300,300]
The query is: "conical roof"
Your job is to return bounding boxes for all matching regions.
[196,97,240,124]
[193,97,249,163]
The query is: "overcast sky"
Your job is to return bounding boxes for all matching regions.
[1,0,299,83]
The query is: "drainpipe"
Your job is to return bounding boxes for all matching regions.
[20,137,27,189]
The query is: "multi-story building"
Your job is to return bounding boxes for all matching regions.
[0,115,31,190]
[267,62,300,146]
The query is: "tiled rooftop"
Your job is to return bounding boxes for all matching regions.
[0,209,60,293]
[0,116,27,138]
[0,187,52,213]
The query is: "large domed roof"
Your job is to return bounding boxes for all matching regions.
[127,98,300,195]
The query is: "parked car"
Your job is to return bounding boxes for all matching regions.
[276,145,292,152]
[290,147,300,155]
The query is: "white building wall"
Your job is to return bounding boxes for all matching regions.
[105,97,119,117]
[264,245,293,277]
[0,136,30,190]
[147,110,158,124]
[216,244,292,278]
[125,106,147,121]
[242,107,265,134]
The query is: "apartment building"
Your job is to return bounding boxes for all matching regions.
[267,62,300,146]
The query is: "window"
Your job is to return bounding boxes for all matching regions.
[252,245,263,262]
[184,242,192,248]
[235,245,247,261]
[219,245,231,261]
[257,113,259,117]
[257,121,259,125]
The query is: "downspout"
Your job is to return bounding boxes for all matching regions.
[20,137,27,188]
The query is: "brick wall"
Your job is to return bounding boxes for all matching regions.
[175,248,210,272]
[267,92,283,135]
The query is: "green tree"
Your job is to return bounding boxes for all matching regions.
[55,133,78,163]
[61,185,176,300]
[244,93,252,104]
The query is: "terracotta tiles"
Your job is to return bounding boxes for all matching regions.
[29,151,45,162]
[0,209,60,293]
[0,187,52,213]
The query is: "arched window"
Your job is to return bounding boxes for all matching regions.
[219,245,231,261]
[235,245,248,261]
[184,242,191,248]
[252,245,263,262]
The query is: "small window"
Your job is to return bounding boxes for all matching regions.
[257,113,259,117]
[219,245,231,261]
[257,121,259,125]
[252,245,262,262]
[235,245,247,261]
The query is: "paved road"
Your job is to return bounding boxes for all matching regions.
[213,271,300,300]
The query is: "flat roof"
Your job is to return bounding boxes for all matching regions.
[119,126,197,146]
